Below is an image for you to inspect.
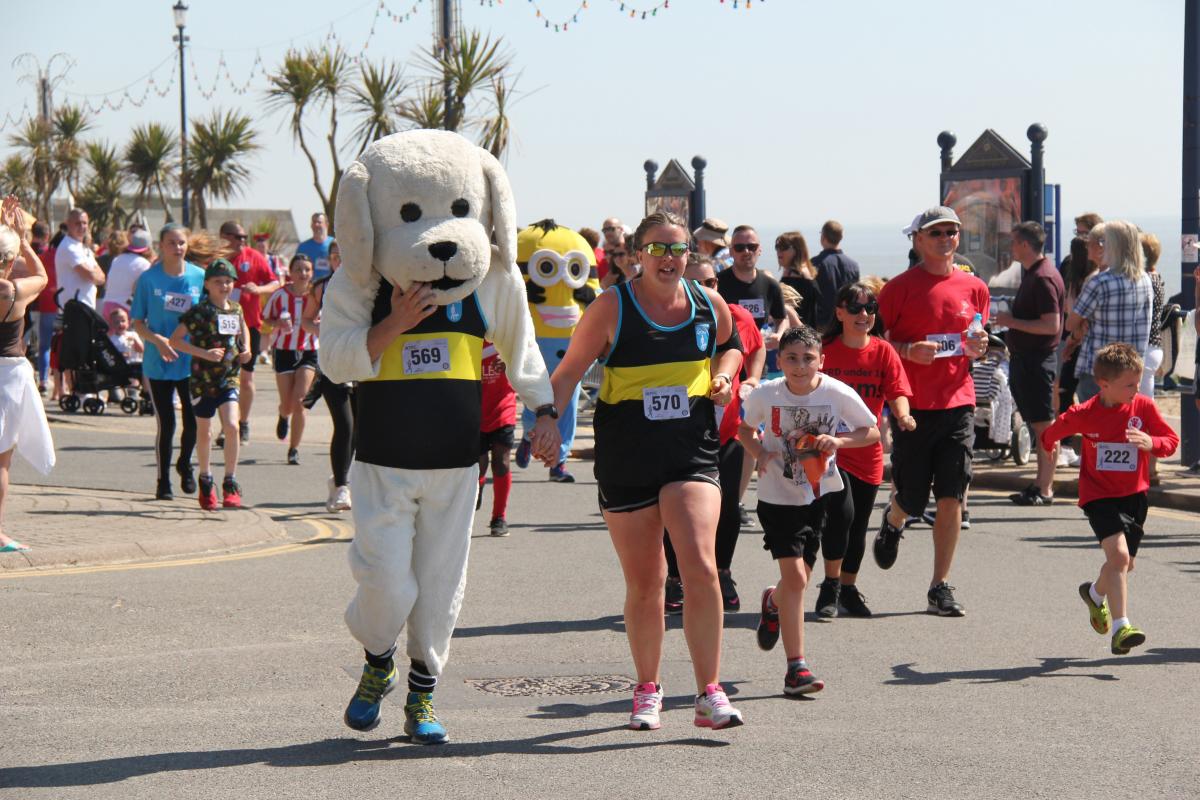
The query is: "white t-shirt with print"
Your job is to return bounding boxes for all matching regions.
[742,375,876,506]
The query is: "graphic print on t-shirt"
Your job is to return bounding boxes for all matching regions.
[770,404,834,495]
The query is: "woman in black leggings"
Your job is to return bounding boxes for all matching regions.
[129,224,206,500]
[304,241,355,511]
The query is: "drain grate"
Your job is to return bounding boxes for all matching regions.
[465,675,635,697]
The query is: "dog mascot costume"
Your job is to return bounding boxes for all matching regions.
[514,220,599,481]
[320,130,558,744]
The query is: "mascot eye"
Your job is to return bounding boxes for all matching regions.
[562,252,590,289]
[451,199,470,218]
[400,203,422,223]
[527,250,562,288]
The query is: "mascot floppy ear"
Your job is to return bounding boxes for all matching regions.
[334,159,376,291]
[478,147,517,270]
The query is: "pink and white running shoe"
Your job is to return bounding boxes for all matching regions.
[629,681,663,730]
[694,683,743,729]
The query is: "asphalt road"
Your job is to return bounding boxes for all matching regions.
[3,385,1199,799]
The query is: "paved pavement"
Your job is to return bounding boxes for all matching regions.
[3,387,1199,572]
[3,407,1199,799]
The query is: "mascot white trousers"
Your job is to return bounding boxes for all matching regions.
[344,461,477,675]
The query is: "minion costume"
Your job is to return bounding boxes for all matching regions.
[320,131,554,744]
[515,220,600,478]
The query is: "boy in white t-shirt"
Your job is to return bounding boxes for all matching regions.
[739,326,878,696]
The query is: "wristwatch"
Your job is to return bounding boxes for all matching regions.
[535,404,559,420]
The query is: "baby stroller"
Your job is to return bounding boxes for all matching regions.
[971,333,1032,465]
[57,299,146,415]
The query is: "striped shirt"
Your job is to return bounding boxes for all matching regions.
[265,287,317,351]
[1073,270,1152,377]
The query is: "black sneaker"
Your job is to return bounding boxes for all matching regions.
[961,510,972,530]
[838,583,873,618]
[738,503,752,527]
[756,586,779,651]
[489,517,509,537]
[176,462,196,494]
[873,517,905,570]
[815,578,840,619]
[783,662,825,696]
[664,575,683,615]
[239,421,250,445]
[921,510,937,526]
[276,415,289,441]
[215,431,225,448]
[1009,485,1053,506]
[155,479,174,501]
[927,582,965,617]
[287,448,300,465]
[717,569,740,612]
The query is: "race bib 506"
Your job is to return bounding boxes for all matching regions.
[927,332,964,359]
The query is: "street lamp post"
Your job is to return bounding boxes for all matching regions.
[173,1,190,226]
[1181,0,1199,466]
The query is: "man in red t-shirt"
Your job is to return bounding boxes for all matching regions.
[874,206,989,617]
[219,220,281,444]
[1040,343,1177,655]
[479,342,517,537]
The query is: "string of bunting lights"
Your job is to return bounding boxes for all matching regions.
[3,0,760,131]
[480,0,759,32]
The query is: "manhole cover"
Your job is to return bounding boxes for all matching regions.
[465,675,635,697]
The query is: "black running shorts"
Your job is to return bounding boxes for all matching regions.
[479,424,516,454]
[890,405,974,517]
[1082,493,1148,557]
[597,471,720,514]
[241,328,262,373]
[756,499,825,564]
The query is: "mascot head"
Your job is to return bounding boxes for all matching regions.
[333,129,518,305]
[517,219,599,338]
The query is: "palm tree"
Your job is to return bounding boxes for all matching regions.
[477,75,514,160]
[348,60,407,155]
[311,46,352,223]
[421,29,512,134]
[76,141,129,233]
[397,82,445,131]
[52,105,93,200]
[1,156,34,206]
[124,123,178,220]
[266,50,325,219]
[186,109,260,229]
[8,117,59,223]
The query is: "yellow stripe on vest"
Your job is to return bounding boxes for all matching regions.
[600,359,711,404]
[369,331,484,382]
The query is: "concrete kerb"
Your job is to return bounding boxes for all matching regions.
[0,484,291,572]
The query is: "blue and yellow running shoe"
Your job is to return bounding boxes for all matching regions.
[343,662,398,731]
[404,691,449,744]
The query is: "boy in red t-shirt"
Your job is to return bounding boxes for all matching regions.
[1041,343,1178,655]
[479,343,517,537]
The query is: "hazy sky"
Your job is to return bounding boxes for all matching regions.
[0,0,1186,239]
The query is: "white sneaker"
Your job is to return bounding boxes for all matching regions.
[326,477,352,512]
[694,683,743,730]
[628,681,662,731]
[1064,445,1080,467]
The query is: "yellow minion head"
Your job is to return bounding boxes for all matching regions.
[517,219,600,339]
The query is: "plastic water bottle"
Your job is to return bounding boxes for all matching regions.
[962,312,984,351]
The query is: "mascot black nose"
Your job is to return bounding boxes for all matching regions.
[428,241,458,262]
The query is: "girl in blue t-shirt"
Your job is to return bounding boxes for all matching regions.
[130,223,205,500]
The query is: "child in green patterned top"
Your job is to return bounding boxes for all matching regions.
[169,259,252,509]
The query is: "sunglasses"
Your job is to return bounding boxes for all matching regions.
[842,300,878,315]
[226,233,248,241]
[643,242,689,258]
[924,228,960,239]
[609,250,626,258]
[732,243,759,253]
[602,226,619,233]
[774,242,792,251]
[700,277,718,288]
